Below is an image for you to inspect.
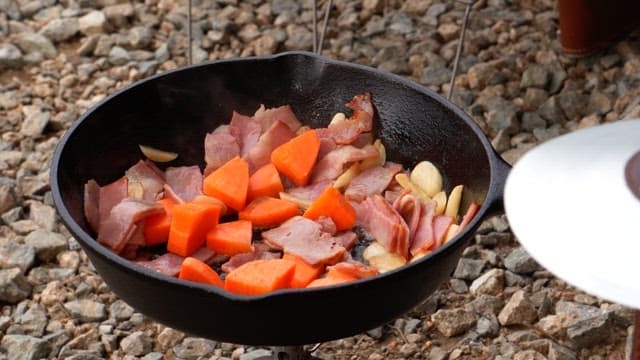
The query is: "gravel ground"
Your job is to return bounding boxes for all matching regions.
[0,0,639,359]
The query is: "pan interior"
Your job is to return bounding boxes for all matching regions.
[56,54,491,237]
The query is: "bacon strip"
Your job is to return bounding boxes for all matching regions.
[98,198,163,253]
[204,125,240,175]
[125,160,165,202]
[311,144,379,183]
[345,163,403,202]
[358,195,410,259]
[165,166,202,202]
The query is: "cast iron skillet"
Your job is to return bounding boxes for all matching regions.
[51,51,511,346]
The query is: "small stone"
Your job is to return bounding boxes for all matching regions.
[27,267,74,285]
[421,66,452,86]
[120,331,151,356]
[7,304,47,337]
[520,65,549,89]
[1,334,49,360]
[555,300,600,321]
[513,350,546,360]
[0,268,31,303]
[129,26,153,49]
[141,353,164,360]
[0,43,22,68]
[0,242,35,272]
[56,251,80,269]
[486,106,519,134]
[548,342,577,360]
[465,294,504,315]
[557,91,588,120]
[109,46,130,66]
[437,23,460,42]
[538,96,566,124]
[156,327,185,351]
[64,299,106,322]
[521,112,546,132]
[499,290,537,326]
[469,269,504,296]
[505,271,531,287]
[40,280,71,306]
[20,109,50,137]
[401,0,432,14]
[468,63,497,89]
[363,0,384,12]
[109,299,134,320]
[24,229,66,262]
[39,18,78,42]
[428,346,448,360]
[240,349,272,360]
[14,32,57,59]
[79,10,107,35]
[431,308,477,337]
[586,91,612,116]
[566,313,614,348]
[504,247,539,274]
[173,337,217,358]
[449,278,468,294]
[476,313,500,338]
[103,3,134,27]
[453,258,486,280]
[366,326,383,339]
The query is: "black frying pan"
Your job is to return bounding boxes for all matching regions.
[51,51,510,346]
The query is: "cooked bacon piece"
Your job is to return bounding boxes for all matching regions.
[311,144,379,183]
[98,198,164,253]
[328,261,379,279]
[345,163,403,202]
[352,132,374,148]
[325,93,374,144]
[410,201,436,256]
[204,125,241,175]
[143,160,166,181]
[165,166,202,202]
[262,216,346,266]
[221,249,280,273]
[162,184,184,204]
[125,160,165,202]
[137,252,184,276]
[230,111,261,157]
[358,195,410,259]
[136,246,219,277]
[316,216,336,235]
[253,104,302,133]
[315,128,338,159]
[98,176,128,227]
[286,180,330,202]
[245,120,295,172]
[329,231,358,250]
[393,190,423,242]
[433,215,454,248]
[84,179,100,232]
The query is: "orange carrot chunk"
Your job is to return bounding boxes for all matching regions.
[202,156,249,212]
[192,195,228,215]
[247,163,284,202]
[224,259,296,295]
[168,202,220,257]
[206,220,253,256]
[178,257,224,287]
[144,198,178,246]
[238,196,299,228]
[271,129,320,186]
[303,186,356,231]
[283,253,325,288]
[306,268,358,288]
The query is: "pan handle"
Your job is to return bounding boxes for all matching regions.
[486,150,512,216]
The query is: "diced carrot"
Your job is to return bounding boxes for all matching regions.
[303,186,356,231]
[238,196,299,228]
[206,220,253,256]
[306,268,357,288]
[178,257,224,287]
[192,195,228,215]
[168,202,221,257]
[282,253,325,288]
[247,163,284,202]
[271,129,320,186]
[202,156,249,211]
[224,259,296,295]
[144,198,178,246]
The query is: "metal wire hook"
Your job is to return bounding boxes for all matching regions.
[312,0,332,55]
[187,0,193,65]
[447,0,475,101]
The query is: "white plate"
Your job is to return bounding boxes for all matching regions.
[504,119,640,309]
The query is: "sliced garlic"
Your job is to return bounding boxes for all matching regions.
[445,185,464,218]
[329,112,346,125]
[128,182,144,199]
[333,163,360,190]
[433,191,447,216]
[139,145,178,162]
[410,161,442,197]
[279,192,312,210]
[444,224,460,244]
[395,173,431,203]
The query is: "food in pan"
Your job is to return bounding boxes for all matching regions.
[83,93,479,295]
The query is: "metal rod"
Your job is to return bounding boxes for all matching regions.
[312,0,318,53]
[187,0,193,65]
[632,311,640,360]
[317,0,332,54]
[447,0,473,101]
